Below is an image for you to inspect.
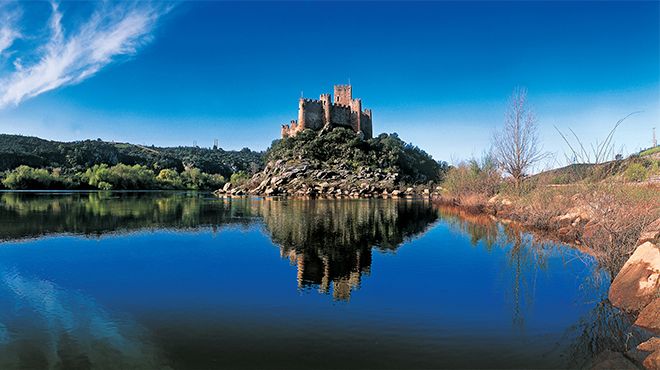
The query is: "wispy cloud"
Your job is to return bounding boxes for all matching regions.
[0,3,21,56]
[0,1,171,109]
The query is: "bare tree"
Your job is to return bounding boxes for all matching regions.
[493,87,544,188]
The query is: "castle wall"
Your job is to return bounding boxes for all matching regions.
[330,105,352,128]
[301,100,324,130]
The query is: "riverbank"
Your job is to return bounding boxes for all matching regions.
[433,183,660,369]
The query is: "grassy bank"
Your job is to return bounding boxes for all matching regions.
[436,159,660,276]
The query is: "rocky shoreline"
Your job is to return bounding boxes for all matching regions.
[442,195,660,370]
[214,159,441,198]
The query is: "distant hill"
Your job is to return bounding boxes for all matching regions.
[0,134,264,178]
[532,148,660,185]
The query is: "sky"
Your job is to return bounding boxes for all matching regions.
[0,1,658,168]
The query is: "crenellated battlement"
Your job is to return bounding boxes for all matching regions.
[282,84,372,139]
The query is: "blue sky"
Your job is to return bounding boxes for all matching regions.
[0,1,658,167]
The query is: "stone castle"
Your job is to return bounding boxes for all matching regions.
[281,84,373,139]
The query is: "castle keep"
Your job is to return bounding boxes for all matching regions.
[281,84,373,139]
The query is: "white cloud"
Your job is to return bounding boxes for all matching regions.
[0,1,171,109]
[0,3,21,56]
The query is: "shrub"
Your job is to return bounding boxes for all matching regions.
[182,168,225,190]
[230,171,250,186]
[1,165,70,189]
[267,128,447,183]
[157,168,183,189]
[84,164,156,190]
[580,184,660,275]
[624,163,648,182]
[442,154,501,197]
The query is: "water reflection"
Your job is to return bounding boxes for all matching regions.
[0,192,642,368]
[259,199,438,300]
[0,268,168,369]
[0,192,256,241]
[0,193,438,302]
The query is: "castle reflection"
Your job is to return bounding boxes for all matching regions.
[0,192,438,301]
[256,199,438,300]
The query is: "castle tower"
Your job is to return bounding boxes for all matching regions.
[297,98,306,131]
[350,98,362,133]
[334,85,352,105]
[320,93,332,127]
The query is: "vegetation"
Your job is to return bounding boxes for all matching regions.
[0,134,264,178]
[492,88,544,188]
[639,146,660,157]
[1,164,225,191]
[442,154,500,198]
[1,165,72,190]
[0,134,263,190]
[435,88,660,279]
[267,128,448,184]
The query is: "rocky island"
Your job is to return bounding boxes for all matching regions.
[216,85,447,198]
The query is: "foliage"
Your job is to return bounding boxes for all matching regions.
[180,168,226,190]
[230,171,250,186]
[1,164,225,190]
[442,154,501,197]
[624,162,648,182]
[1,165,71,190]
[266,128,447,183]
[640,146,660,157]
[0,134,264,177]
[84,164,156,190]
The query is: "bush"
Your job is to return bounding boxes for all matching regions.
[267,128,447,183]
[442,154,501,197]
[625,163,648,182]
[157,168,183,189]
[230,171,250,186]
[84,164,156,190]
[1,165,71,189]
[182,168,225,190]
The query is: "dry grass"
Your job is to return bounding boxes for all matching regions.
[439,179,660,277]
[578,184,660,275]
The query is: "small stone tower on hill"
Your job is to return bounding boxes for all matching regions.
[281,84,373,139]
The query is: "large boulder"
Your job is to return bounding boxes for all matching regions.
[609,242,660,312]
[636,298,660,334]
[638,337,660,353]
[639,218,660,245]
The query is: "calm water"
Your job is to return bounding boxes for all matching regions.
[0,192,643,369]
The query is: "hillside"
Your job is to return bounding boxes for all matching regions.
[532,149,660,185]
[219,128,449,197]
[0,134,264,178]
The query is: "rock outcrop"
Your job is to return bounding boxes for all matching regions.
[637,298,660,334]
[609,218,660,370]
[215,159,438,198]
[638,337,660,370]
[609,241,660,312]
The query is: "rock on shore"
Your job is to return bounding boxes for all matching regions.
[214,159,439,198]
[608,218,660,370]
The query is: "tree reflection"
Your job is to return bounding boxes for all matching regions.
[0,193,439,301]
[256,199,439,300]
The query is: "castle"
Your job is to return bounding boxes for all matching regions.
[281,84,373,139]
